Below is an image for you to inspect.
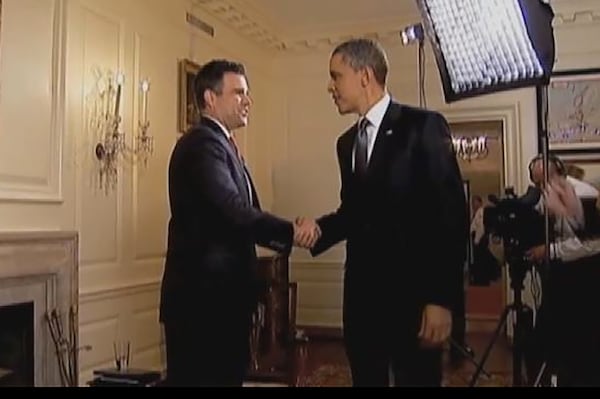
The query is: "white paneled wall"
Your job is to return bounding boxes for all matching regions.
[0,0,276,385]
[0,0,66,204]
[2,0,600,384]
[67,0,276,383]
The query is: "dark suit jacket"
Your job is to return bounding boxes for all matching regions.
[312,100,468,315]
[159,117,294,322]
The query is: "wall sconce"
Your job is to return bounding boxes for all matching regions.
[136,79,153,166]
[89,70,153,193]
[452,135,489,162]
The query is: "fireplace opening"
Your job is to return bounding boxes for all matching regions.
[0,302,34,387]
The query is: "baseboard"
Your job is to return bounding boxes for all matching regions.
[466,315,501,333]
[298,318,499,338]
[298,325,343,340]
[243,381,288,387]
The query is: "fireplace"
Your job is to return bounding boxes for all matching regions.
[0,301,34,386]
[0,232,78,386]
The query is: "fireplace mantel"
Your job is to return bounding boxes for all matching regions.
[0,231,78,386]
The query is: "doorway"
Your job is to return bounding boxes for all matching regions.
[451,120,506,331]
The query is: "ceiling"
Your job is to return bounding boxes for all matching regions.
[245,0,419,37]
[192,0,421,51]
[191,0,583,52]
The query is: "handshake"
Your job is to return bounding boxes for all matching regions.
[293,217,321,249]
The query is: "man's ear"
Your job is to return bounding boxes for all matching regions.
[203,89,215,109]
[360,67,372,88]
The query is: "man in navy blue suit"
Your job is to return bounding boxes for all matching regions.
[159,59,320,386]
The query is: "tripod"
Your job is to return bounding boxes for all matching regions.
[448,338,493,380]
[469,251,534,387]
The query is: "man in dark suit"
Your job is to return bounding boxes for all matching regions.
[301,39,468,386]
[159,59,319,387]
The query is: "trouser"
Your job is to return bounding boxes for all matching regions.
[162,281,253,387]
[344,332,443,387]
[343,268,443,387]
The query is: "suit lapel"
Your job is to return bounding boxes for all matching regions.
[200,117,251,205]
[244,164,261,209]
[366,102,403,178]
[340,129,356,181]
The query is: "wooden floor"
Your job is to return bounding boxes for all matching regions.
[294,331,514,387]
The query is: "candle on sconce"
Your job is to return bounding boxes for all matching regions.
[114,73,124,118]
[140,79,150,124]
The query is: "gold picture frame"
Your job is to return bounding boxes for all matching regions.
[538,68,600,151]
[178,59,201,133]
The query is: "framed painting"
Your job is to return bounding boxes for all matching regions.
[538,69,600,150]
[178,58,201,133]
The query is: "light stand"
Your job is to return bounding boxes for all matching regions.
[468,241,534,387]
[408,0,557,387]
[531,84,559,387]
[468,86,559,387]
[401,21,493,383]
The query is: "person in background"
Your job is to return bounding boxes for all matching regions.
[525,154,600,386]
[565,163,585,181]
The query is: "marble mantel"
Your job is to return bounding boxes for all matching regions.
[0,231,78,386]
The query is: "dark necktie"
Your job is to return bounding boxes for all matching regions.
[228,134,253,204]
[228,135,243,163]
[355,118,370,178]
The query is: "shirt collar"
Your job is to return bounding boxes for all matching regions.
[204,115,231,140]
[360,92,391,130]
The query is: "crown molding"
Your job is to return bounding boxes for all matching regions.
[191,0,413,52]
[554,10,600,25]
[550,0,600,25]
[192,0,599,52]
[192,0,286,50]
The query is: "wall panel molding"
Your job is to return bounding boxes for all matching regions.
[80,280,159,303]
[76,4,124,266]
[555,10,600,25]
[441,104,522,192]
[0,0,66,202]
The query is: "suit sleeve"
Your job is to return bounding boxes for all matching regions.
[311,138,350,256]
[420,112,469,311]
[192,136,294,253]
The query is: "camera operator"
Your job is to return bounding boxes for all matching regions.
[525,154,600,386]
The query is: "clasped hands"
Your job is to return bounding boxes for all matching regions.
[293,217,321,249]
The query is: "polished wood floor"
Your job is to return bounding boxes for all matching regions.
[294,331,514,387]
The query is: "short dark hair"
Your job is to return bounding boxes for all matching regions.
[528,153,566,182]
[193,59,247,110]
[332,38,388,86]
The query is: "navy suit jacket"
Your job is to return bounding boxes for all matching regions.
[160,117,293,322]
[312,101,468,313]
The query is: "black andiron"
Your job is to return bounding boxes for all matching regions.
[45,306,91,387]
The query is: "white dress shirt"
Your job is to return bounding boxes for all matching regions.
[541,176,600,262]
[352,93,391,171]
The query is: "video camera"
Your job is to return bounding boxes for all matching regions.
[483,186,546,262]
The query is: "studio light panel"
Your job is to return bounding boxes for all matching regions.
[416,0,555,102]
